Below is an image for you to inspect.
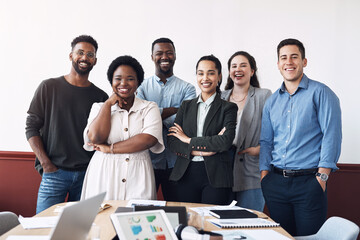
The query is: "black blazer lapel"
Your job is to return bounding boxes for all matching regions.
[184,98,199,138]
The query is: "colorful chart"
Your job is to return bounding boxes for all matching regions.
[150,225,163,232]
[146,215,156,222]
[130,225,142,235]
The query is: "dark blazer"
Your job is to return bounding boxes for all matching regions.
[168,93,238,188]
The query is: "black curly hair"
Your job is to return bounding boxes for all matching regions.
[151,37,175,53]
[107,55,144,86]
[71,35,98,52]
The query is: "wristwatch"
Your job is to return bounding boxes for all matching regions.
[316,172,329,182]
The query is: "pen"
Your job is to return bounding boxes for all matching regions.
[233,236,246,239]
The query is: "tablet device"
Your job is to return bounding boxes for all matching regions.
[134,206,187,228]
[110,210,178,240]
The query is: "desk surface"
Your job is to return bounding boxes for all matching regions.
[0,200,294,240]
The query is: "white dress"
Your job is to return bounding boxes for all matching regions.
[81,97,164,201]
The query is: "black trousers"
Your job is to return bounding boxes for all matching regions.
[172,161,231,205]
[261,171,327,236]
[154,168,176,201]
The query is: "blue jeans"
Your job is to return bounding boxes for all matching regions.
[233,188,265,212]
[36,169,86,214]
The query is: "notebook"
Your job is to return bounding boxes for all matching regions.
[208,218,280,229]
[209,209,258,219]
[110,210,178,240]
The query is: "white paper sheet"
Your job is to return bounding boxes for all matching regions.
[6,236,50,240]
[53,202,77,213]
[189,200,243,216]
[213,229,291,240]
[18,216,59,229]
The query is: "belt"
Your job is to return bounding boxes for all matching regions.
[273,166,318,177]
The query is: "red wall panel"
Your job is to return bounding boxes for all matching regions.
[0,151,40,217]
[0,150,359,228]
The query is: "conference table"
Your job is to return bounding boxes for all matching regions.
[0,200,294,239]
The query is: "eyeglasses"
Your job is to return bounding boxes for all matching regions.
[73,50,96,59]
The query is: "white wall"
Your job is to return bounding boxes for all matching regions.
[0,0,359,164]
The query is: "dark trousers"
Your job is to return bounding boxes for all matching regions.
[261,171,327,236]
[172,161,231,205]
[154,168,176,201]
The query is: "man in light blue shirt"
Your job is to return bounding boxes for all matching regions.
[259,38,342,237]
[137,38,196,200]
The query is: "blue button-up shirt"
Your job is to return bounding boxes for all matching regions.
[137,75,197,169]
[259,74,342,171]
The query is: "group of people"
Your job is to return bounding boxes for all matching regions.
[25,35,342,237]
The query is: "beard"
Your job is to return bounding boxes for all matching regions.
[157,60,174,75]
[72,60,93,75]
[159,67,172,75]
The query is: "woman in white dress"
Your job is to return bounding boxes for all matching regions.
[81,56,164,200]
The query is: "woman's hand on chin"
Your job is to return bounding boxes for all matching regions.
[106,93,127,108]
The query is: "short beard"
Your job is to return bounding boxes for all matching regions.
[72,60,93,75]
[159,67,172,75]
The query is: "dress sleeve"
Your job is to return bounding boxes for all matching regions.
[83,102,103,151]
[141,102,165,154]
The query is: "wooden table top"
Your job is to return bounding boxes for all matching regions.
[0,200,294,240]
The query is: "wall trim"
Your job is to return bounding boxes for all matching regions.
[1,150,359,168]
[0,151,35,161]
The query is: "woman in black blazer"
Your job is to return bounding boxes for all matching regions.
[167,55,238,204]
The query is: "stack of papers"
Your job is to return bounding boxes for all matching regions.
[18,216,59,229]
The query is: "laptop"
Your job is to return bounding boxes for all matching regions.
[49,192,106,240]
[110,210,178,240]
[7,192,106,240]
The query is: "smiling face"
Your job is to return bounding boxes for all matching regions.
[277,45,307,84]
[112,65,138,101]
[152,42,176,77]
[230,55,254,87]
[70,42,97,75]
[197,60,221,99]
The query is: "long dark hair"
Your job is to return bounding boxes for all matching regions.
[196,54,222,94]
[225,51,260,90]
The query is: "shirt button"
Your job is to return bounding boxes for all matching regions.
[122,178,126,182]
[124,128,128,132]
[287,125,290,128]
[288,110,291,113]
[285,140,288,143]
[125,158,129,162]
[282,155,285,158]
